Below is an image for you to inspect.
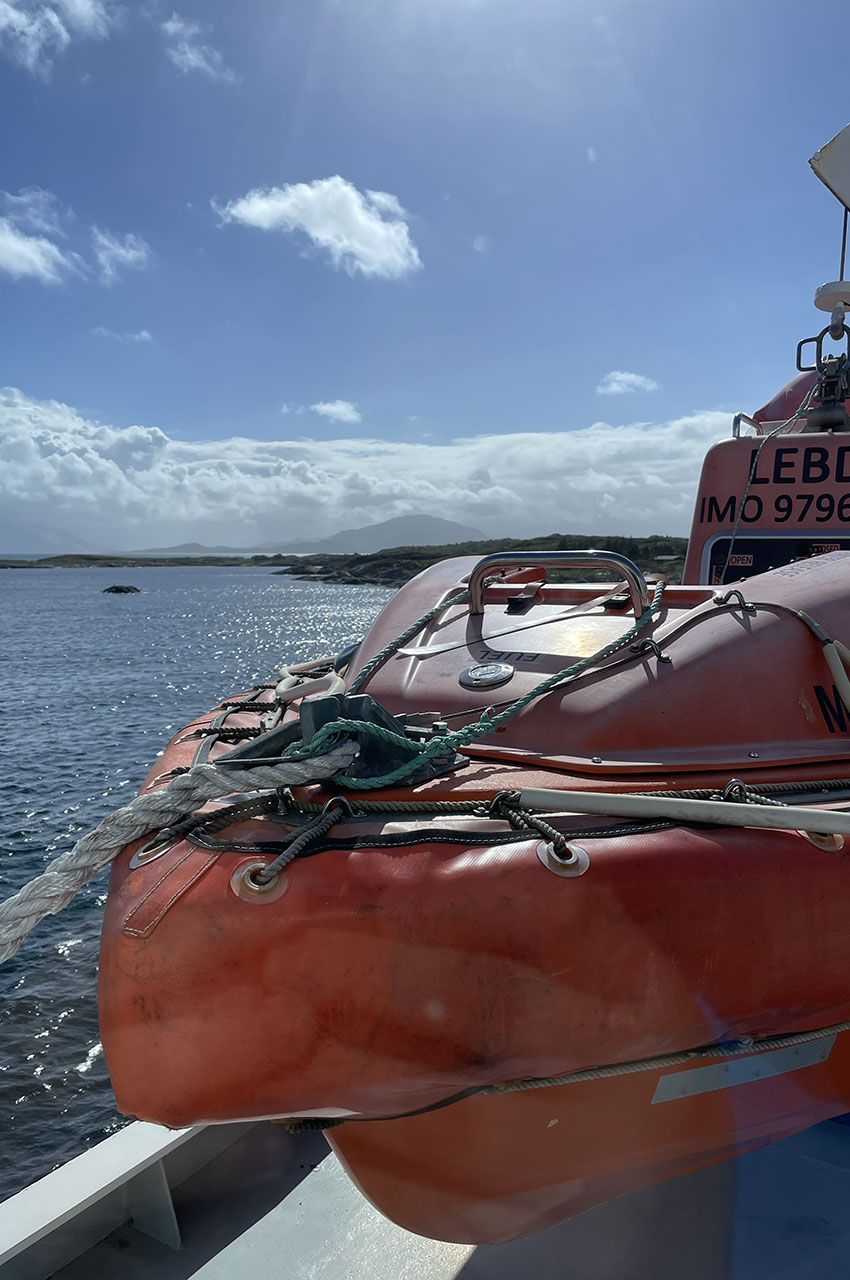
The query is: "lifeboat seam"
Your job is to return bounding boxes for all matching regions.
[282,1019,850,1130]
[185,819,681,855]
[122,848,220,937]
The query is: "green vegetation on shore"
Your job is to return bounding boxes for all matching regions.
[0,532,687,587]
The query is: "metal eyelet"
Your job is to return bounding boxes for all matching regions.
[536,840,591,878]
[129,836,177,868]
[230,859,290,903]
[800,830,845,851]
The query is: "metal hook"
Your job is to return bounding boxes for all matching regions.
[319,794,356,821]
[713,589,756,614]
[628,639,672,663]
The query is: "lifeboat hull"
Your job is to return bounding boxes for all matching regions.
[94,270,850,1240]
[100,813,850,1240]
[330,1038,850,1242]
[99,552,850,1241]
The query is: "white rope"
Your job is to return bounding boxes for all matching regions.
[0,742,357,965]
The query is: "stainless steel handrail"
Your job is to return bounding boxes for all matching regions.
[467,550,650,616]
[732,412,763,438]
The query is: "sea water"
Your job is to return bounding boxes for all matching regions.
[0,566,392,1201]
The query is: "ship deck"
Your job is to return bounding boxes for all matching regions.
[4,1115,850,1279]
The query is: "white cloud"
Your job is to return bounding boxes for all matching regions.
[587,145,597,163]
[365,190,406,218]
[472,234,492,253]
[282,401,362,420]
[0,189,152,289]
[310,400,361,423]
[93,326,152,342]
[0,219,78,283]
[0,386,730,549]
[0,188,83,283]
[215,175,422,280]
[2,186,66,235]
[54,0,108,35]
[596,370,660,396]
[161,12,236,84]
[91,227,152,285]
[0,0,111,75]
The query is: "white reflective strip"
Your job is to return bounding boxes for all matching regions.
[651,1035,837,1104]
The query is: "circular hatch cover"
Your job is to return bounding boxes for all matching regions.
[459,662,515,689]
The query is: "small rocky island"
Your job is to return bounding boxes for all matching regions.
[102,584,141,594]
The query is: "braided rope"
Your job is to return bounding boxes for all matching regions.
[288,581,666,791]
[348,588,471,694]
[206,725,266,741]
[0,743,357,964]
[492,794,569,858]
[286,1017,850,1128]
[0,577,664,958]
[285,796,486,815]
[254,802,349,883]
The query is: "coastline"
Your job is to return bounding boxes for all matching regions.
[0,533,687,588]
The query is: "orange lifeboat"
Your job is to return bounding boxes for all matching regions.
[100,299,850,1243]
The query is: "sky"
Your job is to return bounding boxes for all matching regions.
[2,0,850,552]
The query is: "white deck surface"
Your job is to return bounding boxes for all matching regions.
[26,1116,850,1280]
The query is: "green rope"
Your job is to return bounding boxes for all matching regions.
[281,580,665,792]
[348,587,471,694]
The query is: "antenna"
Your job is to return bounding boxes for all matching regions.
[811,125,850,283]
[811,125,850,213]
[809,127,850,330]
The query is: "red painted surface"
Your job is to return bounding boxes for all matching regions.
[684,369,850,584]
[753,370,818,425]
[330,1038,850,1242]
[100,542,850,1241]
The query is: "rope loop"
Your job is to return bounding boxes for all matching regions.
[1,572,666,958]
[253,801,349,884]
[0,743,357,964]
[314,579,667,792]
[348,587,471,695]
[489,791,570,858]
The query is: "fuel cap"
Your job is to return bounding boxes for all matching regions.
[459,662,515,689]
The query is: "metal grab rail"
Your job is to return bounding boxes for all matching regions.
[467,550,650,616]
[732,412,763,438]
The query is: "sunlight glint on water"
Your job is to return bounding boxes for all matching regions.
[0,566,392,1200]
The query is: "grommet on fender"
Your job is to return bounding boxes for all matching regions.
[800,830,845,851]
[229,859,290,903]
[536,840,591,878]
[129,836,177,869]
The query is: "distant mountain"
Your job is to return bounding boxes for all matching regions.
[128,541,263,556]
[274,514,485,554]
[125,515,485,558]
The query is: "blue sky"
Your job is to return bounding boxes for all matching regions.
[2,0,850,551]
